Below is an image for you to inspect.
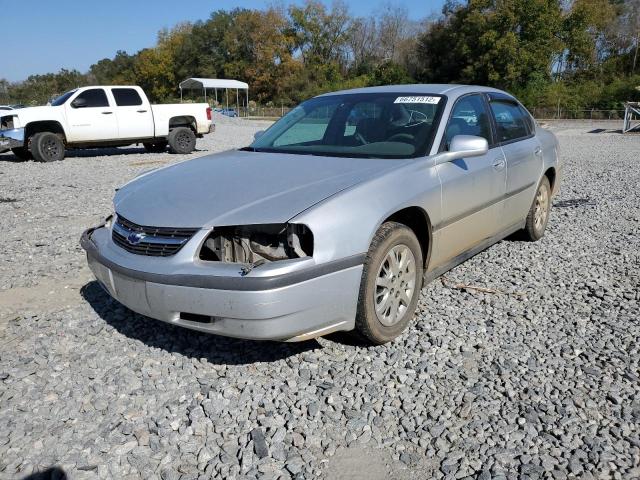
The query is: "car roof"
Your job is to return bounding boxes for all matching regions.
[317,84,509,100]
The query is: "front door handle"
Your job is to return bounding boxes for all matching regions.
[102,111,113,115]
[137,110,148,113]
[492,158,506,170]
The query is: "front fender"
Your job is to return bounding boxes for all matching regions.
[292,157,441,264]
[24,120,68,140]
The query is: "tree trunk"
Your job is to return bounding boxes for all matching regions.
[633,32,639,74]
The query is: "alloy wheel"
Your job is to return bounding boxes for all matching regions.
[534,184,549,232]
[374,244,416,326]
[177,132,191,150]
[44,137,61,159]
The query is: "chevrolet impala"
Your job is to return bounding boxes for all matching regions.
[81,84,560,344]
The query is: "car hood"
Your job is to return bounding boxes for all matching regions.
[8,105,61,123]
[114,150,402,228]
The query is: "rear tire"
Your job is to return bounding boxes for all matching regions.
[31,132,65,162]
[143,141,167,153]
[167,127,196,154]
[11,147,31,161]
[522,176,551,241]
[354,222,423,344]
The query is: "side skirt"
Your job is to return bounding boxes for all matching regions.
[67,138,160,149]
[423,221,525,284]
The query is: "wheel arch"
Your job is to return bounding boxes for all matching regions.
[169,115,196,132]
[544,166,556,194]
[25,121,67,143]
[381,206,432,269]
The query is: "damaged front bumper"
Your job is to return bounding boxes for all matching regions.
[0,127,24,151]
[80,225,363,341]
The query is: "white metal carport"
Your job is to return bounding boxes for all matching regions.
[623,102,640,133]
[179,78,249,116]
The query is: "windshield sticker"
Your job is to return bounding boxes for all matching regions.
[394,96,440,104]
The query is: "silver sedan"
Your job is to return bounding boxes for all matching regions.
[81,84,561,344]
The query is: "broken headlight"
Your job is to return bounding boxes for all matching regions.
[199,224,313,263]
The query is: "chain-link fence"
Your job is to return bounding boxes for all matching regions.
[236,105,630,121]
[530,108,626,120]
[245,106,294,118]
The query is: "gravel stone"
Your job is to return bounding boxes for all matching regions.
[251,428,269,459]
[0,120,638,479]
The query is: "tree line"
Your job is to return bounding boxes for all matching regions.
[2,0,639,112]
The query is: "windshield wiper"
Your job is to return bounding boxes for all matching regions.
[239,146,256,152]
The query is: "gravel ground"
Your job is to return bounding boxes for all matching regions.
[0,120,638,479]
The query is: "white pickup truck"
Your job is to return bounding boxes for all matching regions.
[0,86,212,162]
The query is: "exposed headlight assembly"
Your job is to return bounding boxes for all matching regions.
[199,224,313,263]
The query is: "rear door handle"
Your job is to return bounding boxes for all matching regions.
[137,110,147,113]
[534,146,542,156]
[102,111,113,115]
[492,158,506,170]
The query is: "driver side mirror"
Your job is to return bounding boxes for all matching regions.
[433,135,488,166]
[253,130,265,142]
[71,97,88,109]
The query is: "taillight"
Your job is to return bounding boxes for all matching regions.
[206,107,212,121]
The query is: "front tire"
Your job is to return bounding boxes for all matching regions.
[522,176,551,241]
[355,222,423,344]
[31,132,65,162]
[167,127,196,154]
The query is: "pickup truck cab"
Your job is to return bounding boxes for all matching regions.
[0,86,212,162]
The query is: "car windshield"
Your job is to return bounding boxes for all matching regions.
[249,92,445,159]
[50,89,77,106]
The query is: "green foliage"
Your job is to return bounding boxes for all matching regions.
[7,69,86,105]
[89,51,137,85]
[370,62,413,86]
[416,0,639,111]
[2,1,638,111]
[417,0,564,88]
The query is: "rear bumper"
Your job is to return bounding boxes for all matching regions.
[196,123,214,138]
[81,226,362,341]
[0,127,24,150]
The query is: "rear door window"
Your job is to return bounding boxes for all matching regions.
[112,88,143,106]
[74,89,109,108]
[490,101,531,143]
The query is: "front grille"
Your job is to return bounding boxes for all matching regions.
[112,214,198,257]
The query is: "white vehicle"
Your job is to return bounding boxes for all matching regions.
[0,86,212,162]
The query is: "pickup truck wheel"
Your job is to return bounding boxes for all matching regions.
[355,222,423,345]
[168,127,196,154]
[11,147,32,161]
[31,132,65,162]
[522,176,551,241]
[143,141,167,153]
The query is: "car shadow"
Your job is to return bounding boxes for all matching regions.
[19,467,67,480]
[66,147,210,157]
[0,147,209,163]
[0,148,151,162]
[65,147,148,157]
[0,152,26,163]
[80,281,320,365]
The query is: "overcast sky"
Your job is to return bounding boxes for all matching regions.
[3,0,446,82]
